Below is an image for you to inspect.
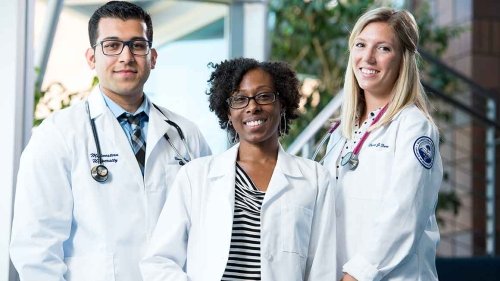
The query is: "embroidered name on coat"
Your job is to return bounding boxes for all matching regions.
[368,142,389,148]
[90,153,119,163]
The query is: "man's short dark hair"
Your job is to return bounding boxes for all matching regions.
[88,1,153,47]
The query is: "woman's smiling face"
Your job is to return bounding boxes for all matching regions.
[352,21,402,99]
[228,68,281,146]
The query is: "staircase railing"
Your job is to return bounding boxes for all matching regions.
[287,90,343,156]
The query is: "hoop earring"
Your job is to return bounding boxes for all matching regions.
[227,120,239,144]
[279,111,286,136]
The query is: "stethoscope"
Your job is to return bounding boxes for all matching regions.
[86,101,193,182]
[311,121,340,164]
[312,104,388,170]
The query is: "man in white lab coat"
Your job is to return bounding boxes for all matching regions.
[9,1,211,281]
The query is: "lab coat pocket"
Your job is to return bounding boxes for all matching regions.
[148,163,181,192]
[281,204,313,257]
[343,148,392,200]
[64,255,115,281]
[164,163,182,188]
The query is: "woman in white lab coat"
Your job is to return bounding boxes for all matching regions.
[141,58,338,281]
[322,7,443,281]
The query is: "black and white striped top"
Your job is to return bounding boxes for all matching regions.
[221,163,265,281]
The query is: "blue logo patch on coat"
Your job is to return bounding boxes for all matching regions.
[413,136,435,169]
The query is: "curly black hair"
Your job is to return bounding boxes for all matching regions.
[207,58,301,140]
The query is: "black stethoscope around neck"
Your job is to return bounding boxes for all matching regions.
[86,101,193,183]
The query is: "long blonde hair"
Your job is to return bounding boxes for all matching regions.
[340,7,433,139]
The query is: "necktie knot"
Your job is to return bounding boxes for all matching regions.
[118,112,147,175]
[120,112,147,127]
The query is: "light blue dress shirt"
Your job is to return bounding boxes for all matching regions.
[101,91,150,148]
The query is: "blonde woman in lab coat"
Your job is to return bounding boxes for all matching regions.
[322,7,443,281]
[141,58,338,281]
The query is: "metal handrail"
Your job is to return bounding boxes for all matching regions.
[423,82,500,130]
[287,90,343,155]
[419,49,498,99]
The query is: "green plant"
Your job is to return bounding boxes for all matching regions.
[34,76,98,126]
[270,0,369,146]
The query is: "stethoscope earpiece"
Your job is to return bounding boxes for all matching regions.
[91,164,109,182]
[175,157,186,166]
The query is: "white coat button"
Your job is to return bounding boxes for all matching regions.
[266,253,273,261]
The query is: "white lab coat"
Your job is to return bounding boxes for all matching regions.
[140,144,339,281]
[10,87,212,281]
[323,105,443,281]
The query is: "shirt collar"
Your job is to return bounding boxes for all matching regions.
[100,89,150,118]
[355,106,383,123]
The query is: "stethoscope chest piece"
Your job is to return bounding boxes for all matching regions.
[85,101,191,183]
[341,151,359,170]
[91,164,109,182]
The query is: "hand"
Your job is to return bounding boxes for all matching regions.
[340,273,358,281]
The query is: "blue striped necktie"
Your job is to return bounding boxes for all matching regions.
[121,112,147,175]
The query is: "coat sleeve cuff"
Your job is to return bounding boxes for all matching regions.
[343,255,382,281]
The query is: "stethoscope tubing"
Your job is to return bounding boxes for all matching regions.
[162,130,190,165]
[312,121,340,164]
[164,119,193,162]
[87,101,109,182]
[312,104,389,167]
[87,101,192,182]
[153,104,192,165]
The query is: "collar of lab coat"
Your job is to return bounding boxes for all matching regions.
[326,126,345,161]
[207,143,303,178]
[87,86,107,119]
[146,103,176,155]
[87,86,178,170]
[87,86,174,151]
[207,142,304,208]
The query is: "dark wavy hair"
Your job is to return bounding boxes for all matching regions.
[88,1,153,47]
[207,57,301,139]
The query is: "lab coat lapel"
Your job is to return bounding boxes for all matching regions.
[261,145,302,210]
[146,105,171,163]
[325,127,345,178]
[87,87,106,120]
[87,87,144,186]
[327,127,348,202]
[328,128,345,163]
[206,145,238,274]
